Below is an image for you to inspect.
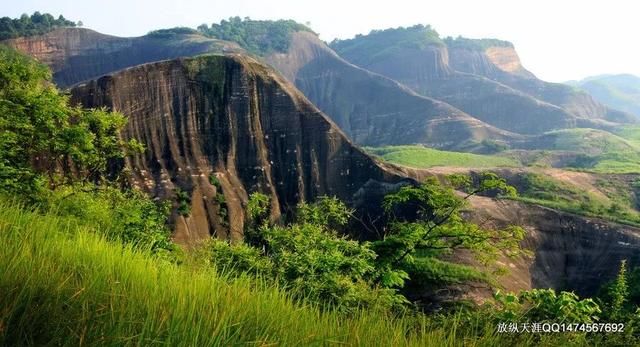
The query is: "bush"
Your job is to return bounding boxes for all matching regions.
[493,289,601,323]
[208,195,405,311]
[44,184,174,255]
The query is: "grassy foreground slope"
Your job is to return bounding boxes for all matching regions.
[366,146,520,168]
[0,199,454,346]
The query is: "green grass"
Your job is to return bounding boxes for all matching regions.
[518,128,640,174]
[617,126,640,147]
[541,128,638,154]
[0,198,476,346]
[511,173,640,227]
[367,146,520,169]
[1,196,623,346]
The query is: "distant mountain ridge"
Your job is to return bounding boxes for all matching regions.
[331,25,637,131]
[568,74,640,118]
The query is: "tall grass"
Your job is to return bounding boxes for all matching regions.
[0,198,467,346]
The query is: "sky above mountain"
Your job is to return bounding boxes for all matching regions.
[2,0,638,82]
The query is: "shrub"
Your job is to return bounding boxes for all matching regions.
[44,184,174,255]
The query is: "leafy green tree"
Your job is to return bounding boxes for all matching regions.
[197,17,314,55]
[209,195,405,311]
[373,173,524,288]
[493,289,601,323]
[0,46,137,196]
[0,12,76,40]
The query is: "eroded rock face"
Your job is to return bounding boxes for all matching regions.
[467,196,640,297]
[331,34,637,134]
[71,54,412,245]
[447,42,637,124]
[265,32,520,149]
[5,28,243,88]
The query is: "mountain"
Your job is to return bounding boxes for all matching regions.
[262,30,519,148]
[4,26,520,150]
[445,37,636,124]
[69,54,411,245]
[568,74,640,118]
[330,26,637,133]
[3,27,243,87]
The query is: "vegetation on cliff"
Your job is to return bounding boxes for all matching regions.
[444,36,514,50]
[197,17,314,55]
[330,24,443,65]
[0,12,77,40]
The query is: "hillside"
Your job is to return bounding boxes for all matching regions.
[331,26,636,133]
[264,30,519,148]
[568,74,640,118]
[6,14,640,346]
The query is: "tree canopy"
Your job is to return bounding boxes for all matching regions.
[0,12,77,40]
[197,17,314,55]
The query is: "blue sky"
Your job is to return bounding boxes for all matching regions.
[2,0,638,82]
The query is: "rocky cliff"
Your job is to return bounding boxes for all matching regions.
[446,38,637,124]
[265,32,520,148]
[468,196,640,296]
[6,27,520,150]
[5,27,243,87]
[331,28,636,134]
[71,54,412,245]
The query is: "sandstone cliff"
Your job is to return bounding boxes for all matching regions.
[446,38,637,124]
[331,29,636,134]
[71,54,412,245]
[265,32,520,148]
[7,28,520,150]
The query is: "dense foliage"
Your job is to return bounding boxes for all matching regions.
[197,17,314,55]
[443,36,514,50]
[0,46,142,197]
[0,46,172,254]
[0,12,76,40]
[330,25,443,66]
[208,174,526,311]
[146,27,199,38]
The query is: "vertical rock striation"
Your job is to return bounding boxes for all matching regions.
[71,54,412,245]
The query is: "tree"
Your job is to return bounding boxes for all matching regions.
[372,173,525,288]
[0,46,136,197]
[0,12,77,40]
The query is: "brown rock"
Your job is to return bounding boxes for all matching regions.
[70,54,412,245]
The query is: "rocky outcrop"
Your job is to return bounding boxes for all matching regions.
[7,28,520,150]
[265,32,520,148]
[4,27,243,87]
[467,196,640,297]
[71,54,412,245]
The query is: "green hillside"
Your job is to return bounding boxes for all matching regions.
[367,146,521,168]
